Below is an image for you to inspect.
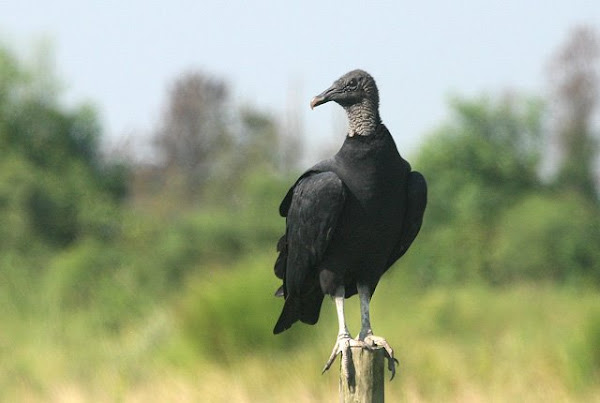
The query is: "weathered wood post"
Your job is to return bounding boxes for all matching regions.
[339,345,385,403]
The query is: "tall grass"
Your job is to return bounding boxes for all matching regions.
[180,256,600,402]
[3,251,598,402]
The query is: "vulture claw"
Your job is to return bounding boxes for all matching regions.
[323,334,400,382]
[322,334,362,381]
[363,334,399,380]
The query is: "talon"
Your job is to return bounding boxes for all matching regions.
[322,347,340,374]
[322,334,362,379]
[363,334,400,380]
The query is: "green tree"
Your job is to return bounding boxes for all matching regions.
[416,94,543,227]
[0,43,126,249]
[407,91,600,285]
[489,193,600,283]
[404,94,545,284]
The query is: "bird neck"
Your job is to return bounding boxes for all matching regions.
[344,100,381,137]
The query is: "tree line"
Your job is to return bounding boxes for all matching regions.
[0,25,598,322]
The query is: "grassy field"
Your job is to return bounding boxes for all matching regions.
[2,252,600,402]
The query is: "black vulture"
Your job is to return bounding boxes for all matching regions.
[273,69,427,379]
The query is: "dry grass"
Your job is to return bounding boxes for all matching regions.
[3,256,600,402]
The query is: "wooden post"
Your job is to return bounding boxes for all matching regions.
[339,345,385,403]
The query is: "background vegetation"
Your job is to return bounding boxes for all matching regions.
[1,26,600,402]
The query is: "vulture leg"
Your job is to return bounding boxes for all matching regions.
[322,286,362,379]
[356,284,399,380]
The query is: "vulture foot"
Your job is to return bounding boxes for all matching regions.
[362,334,399,380]
[322,333,362,380]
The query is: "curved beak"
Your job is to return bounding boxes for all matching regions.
[310,84,338,110]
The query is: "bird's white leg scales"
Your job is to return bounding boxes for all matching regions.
[322,333,363,378]
[322,286,361,378]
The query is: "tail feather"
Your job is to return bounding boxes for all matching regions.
[273,296,300,334]
[299,288,324,325]
[273,288,324,334]
[274,235,287,280]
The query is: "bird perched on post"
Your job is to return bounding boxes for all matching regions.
[272,69,427,379]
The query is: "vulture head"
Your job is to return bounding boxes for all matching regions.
[310,69,381,137]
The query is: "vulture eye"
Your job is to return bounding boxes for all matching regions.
[347,78,358,89]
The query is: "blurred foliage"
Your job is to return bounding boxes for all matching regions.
[401,93,600,286]
[0,44,127,252]
[175,252,314,362]
[415,94,544,227]
[490,193,600,284]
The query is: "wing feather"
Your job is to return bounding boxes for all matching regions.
[282,171,346,296]
[387,171,427,268]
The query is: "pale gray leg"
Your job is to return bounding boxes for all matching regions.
[322,285,362,378]
[357,283,373,341]
[335,285,350,337]
[356,284,399,380]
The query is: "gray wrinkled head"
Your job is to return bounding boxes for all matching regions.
[311,70,381,136]
[310,69,379,110]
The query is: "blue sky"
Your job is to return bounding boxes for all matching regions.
[1,1,599,160]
